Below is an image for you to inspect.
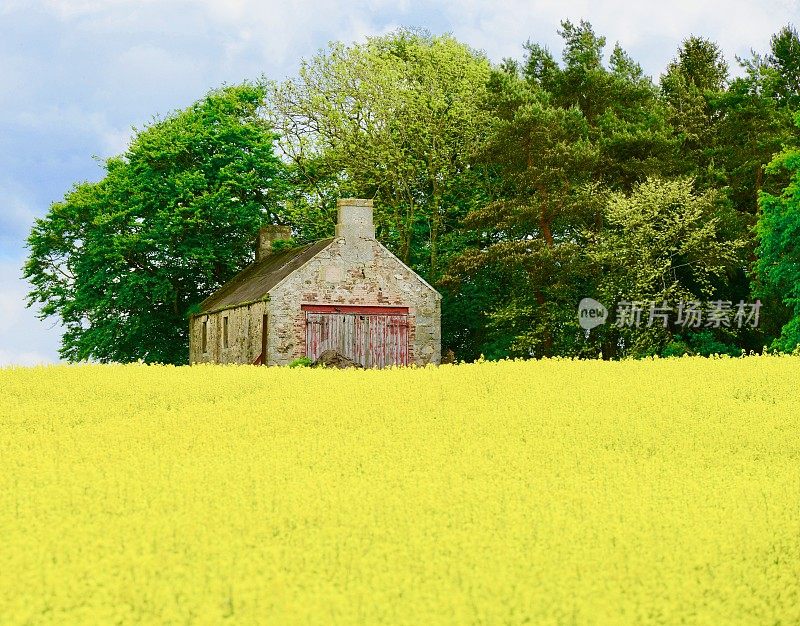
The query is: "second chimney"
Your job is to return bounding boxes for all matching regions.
[335,198,375,240]
[256,224,292,261]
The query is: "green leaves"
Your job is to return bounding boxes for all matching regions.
[24,83,285,364]
[268,29,491,276]
[448,24,682,358]
[596,177,742,300]
[756,130,800,351]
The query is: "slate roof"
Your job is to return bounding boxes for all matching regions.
[198,238,334,313]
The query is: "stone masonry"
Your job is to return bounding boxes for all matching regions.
[189,199,441,367]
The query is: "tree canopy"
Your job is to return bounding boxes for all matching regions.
[24,83,285,363]
[268,29,491,277]
[25,22,800,362]
[438,21,800,359]
[755,113,800,352]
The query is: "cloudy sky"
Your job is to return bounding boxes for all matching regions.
[1,0,798,365]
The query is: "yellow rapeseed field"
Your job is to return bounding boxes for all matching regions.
[1,356,799,625]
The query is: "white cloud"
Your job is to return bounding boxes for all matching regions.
[0,349,56,367]
[40,0,160,19]
[9,0,795,104]
[11,0,418,77]
[0,259,61,366]
[100,126,134,157]
[0,180,39,248]
[12,105,133,158]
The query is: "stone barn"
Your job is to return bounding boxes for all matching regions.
[189,199,441,367]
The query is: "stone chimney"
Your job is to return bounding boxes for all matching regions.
[256,224,292,261]
[335,198,375,240]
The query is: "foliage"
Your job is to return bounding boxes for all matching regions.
[445,21,679,359]
[443,21,800,360]
[288,356,312,367]
[25,21,800,363]
[23,84,286,364]
[268,239,297,253]
[767,25,800,110]
[588,177,744,357]
[659,37,728,189]
[267,29,491,277]
[1,358,799,622]
[755,117,800,352]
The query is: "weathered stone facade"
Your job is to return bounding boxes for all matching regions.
[189,199,441,367]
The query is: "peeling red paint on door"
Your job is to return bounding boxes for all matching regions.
[304,305,409,367]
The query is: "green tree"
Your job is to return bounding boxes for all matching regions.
[709,25,800,216]
[447,66,598,357]
[660,36,729,187]
[713,60,795,214]
[24,83,286,364]
[589,177,744,357]
[767,24,800,109]
[701,28,800,351]
[445,21,678,359]
[755,119,800,351]
[268,29,491,278]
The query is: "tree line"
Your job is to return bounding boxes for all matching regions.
[24,21,800,363]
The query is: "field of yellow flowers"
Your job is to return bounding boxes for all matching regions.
[1,356,799,624]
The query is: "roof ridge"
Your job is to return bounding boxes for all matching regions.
[197,238,334,314]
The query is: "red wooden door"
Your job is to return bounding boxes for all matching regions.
[304,305,409,367]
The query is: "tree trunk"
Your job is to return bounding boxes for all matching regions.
[539,215,554,248]
[401,201,414,265]
[536,197,555,356]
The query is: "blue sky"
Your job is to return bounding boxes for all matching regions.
[1,0,798,365]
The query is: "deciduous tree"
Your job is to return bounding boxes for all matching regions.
[755,119,800,351]
[268,29,491,278]
[24,84,286,363]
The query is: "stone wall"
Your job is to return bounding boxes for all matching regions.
[189,300,267,364]
[190,233,441,367]
[266,236,441,366]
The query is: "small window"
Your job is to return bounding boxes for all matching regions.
[202,320,208,354]
[223,316,229,349]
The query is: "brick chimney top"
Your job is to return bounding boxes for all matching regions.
[256,224,292,261]
[335,198,374,240]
